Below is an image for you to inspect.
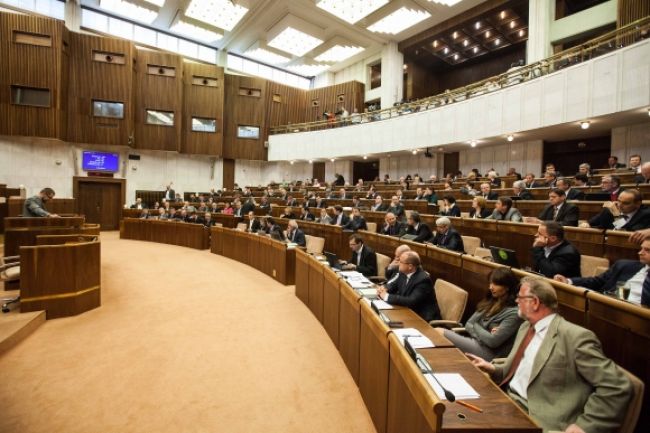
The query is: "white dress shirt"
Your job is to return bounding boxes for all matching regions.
[626,265,648,305]
[509,313,557,399]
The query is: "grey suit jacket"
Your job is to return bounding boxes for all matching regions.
[492,316,631,433]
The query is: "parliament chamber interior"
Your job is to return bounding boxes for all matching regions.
[1,0,650,432]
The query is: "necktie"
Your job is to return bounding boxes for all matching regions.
[642,271,650,307]
[500,325,536,387]
[553,207,559,220]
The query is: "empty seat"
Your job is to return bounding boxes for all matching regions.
[618,366,644,433]
[429,279,468,328]
[473,247,493,260]
[581,255,609,278]
[461,235,481,255]
[236,223,247,231]
[305,235,325,255]
[366,222,377,233]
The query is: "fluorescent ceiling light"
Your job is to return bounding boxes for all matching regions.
[367,7,431,34]
[315,44,364,62]
[170,20,223,43]
[185,0,249,32]
[143,0,165,6]
[316,0,388,24]
[428,0,462,6]
[268,27,323,57]
[245,47,291,65]
[100,0,158,24]
[286,63,330,76]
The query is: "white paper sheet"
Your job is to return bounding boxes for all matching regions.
[424,373,480,400]
[392,328,434,348]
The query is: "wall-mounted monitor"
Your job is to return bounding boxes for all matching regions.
[82,151,120,172]
[237,125,259,139]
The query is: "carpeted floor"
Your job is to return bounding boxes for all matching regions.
[0,232,376,433]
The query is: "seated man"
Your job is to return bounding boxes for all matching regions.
[286,220,306,247]
[139,208,151,219]
[534,188,579,226]
[371,195,388,212]
[634,162,650,185]
[342,234,377,277]
[429,217,464,252]
[381,212,407,236]
[629,154,642,174]
[258,197,272,214]
[606,155,625,169]
[23,187,59,217]
[280,206,297,219]
[202,212,216,227]
[531,221,581,278]
[376,251,440,321]
[422,187,438,204]
[542,171,557,188]
[331,205,350,226]
[487,170,501,188]
[299,207,315,221]
[387,196,405,219]
[512,181,533,200]
[468,277,632,433]
[600,175,624,201]
[343,207,368,231]
[487,197,523,222]
[439,195,461,217]
[588,189,650,231]
[246,211,261,232]
[554,234,650,306]
[479,183,499,200]
[315,196,328,208]
[556,177,584,201]
[385,244,411,281]
[405,211,433,243]
[131,197,147,210]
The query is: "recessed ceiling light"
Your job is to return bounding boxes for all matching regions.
[185,0,249,31]
[510,21,516,29]
[309,160,313,164]
[245,47,291,65]
[452,31,458,39]
[316,0,388,24]
[500,11,506,19]
[443,47,449,54]
[100,0,158,23]
[475,21,481,29]
[453,54,459,60]
[286,63,330,76]
[463,39,468,47]
[330,158,336,162]
[495,38,501,46]
[518,29,525,37]
[403,64,408,70]
[268,27,324,57]
[290,161,294,165]
[473,46,478,53]
[580,121,590,129]
[433,40,438,47]
[367,7,431,35]
[470,140,477,148]
[315,44,364,62]
[170,21,223,43]
[363,155,368,160]
[485,30,491,38]
[507,134,514,141]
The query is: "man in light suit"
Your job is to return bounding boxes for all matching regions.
[468,277,631,433]
[342,234,377,277]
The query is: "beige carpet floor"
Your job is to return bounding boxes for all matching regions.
[0,232,376,433]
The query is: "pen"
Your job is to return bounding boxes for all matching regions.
[457,400,483,413]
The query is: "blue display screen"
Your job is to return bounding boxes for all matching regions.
[82,151,119,172]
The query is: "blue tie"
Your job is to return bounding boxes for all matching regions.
[642,270,650,307]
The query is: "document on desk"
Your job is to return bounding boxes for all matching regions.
[425,373,480,400]
[393,328,434,348]
[356,288,377,297]
[371,299,394,309]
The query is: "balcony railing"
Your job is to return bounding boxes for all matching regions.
[270,16,650,135]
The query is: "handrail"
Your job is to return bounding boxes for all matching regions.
[271,16,650,135]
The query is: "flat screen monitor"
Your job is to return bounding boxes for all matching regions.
[237,125,259,139]
[489,246,520,268]
[82,151,119,172]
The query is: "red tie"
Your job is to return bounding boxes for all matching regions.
[500,326,535,387]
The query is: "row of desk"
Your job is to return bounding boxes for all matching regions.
[295,249,540,433]
[120,218,210,250]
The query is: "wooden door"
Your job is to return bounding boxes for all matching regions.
[313,162,325,183]
[78,182,103,226]
[74,177,125,230]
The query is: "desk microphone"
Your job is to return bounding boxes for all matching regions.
[404,337,456,402]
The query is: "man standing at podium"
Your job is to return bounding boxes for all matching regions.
[468,277,631,433]
[23,187,59,217]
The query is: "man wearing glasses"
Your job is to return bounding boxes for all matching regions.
[587,189,650,231]
[468,277,631,433]
[23,187,59,217]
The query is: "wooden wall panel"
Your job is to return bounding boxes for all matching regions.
[222,74,268,160]
[305,81,365,123]
[181,62,224,155]
[222,158,235,189]
[265,81,307,128]
[0,13,67,139]
[134,50,183,151]
[617,0,650,27]
[67,33,135,146]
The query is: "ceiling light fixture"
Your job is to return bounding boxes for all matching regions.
[316,0,388,24]
[452,31,458,39]
[309,160,313,164]
[367,7,431,35]
[363,155,368,160]
[453,53,459,60]
[314,44,364,62]
[443,47,449,54]
[286,63,330,76]
[470,140,477,148]
[100,0,158,23]
[268,27,324,57]
[518,29,525,37]
[330,158,336,162]
[485,30,491,38]
[495,38,501,46]
[290,161,294,165]
[433,40,438,47]
[475,21,481,29]
[580,121,590,129]
[463,39,468,46]
[507,134,514,141]
[473,46,478,53]
[245,46,291,65]
[170,20,223,43]
[500,11,506,19]
[185,0,249,31]
[429,0,462,6]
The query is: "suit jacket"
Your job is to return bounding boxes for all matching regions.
[286,199,297,207]
[241,201,256,215]
[531,240,581,278]
[300,211,315,221]
[258,203,271,214]
[571,259,644,293]
[344,216,368,231]
[441,205,461,217]
[248,219,261,233]
[164,189,175,201]
[387,204,405,218]
[386,268,440,321]
[488,208,523,222]
[381,221,407,237]
[331,213,350,226]
[430,227,464,252]
[350,245,377,277]
[515,191,533,200]
[565,188,585,200]
[405,223,433,243]
[371,203,389,212]
[304,199,317,208]
[287,228,306,247]
[316,200,328,208]
[469,208,491,219]
[589,206,650,231]
[634,174,650,185]
[481,191,499,200]
[281,212,297,219]
[537,202,579,226]
[492,316,631,433]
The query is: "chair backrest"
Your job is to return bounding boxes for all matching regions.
[305,235,325,255]
[474,247,492,260]
[460,212,470,218]
[461,235,481,255]
[594,265,608,275]
[404,210,412,220]
[366,222,377,233]
[618,366,644,433]
[437,199,445,207]
[214,223,223,227]
[236,223,247,231]
[434,279,468,322]
[375,253,391,278]
[581,255,609,278]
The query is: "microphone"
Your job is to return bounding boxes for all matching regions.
[404,337,456,402]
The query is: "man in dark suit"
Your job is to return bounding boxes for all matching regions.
[331,205,350,226]
[554,236,650,306]
[537,188,579,226]
[286,220,306,247]
[241,198,256,215]
[635,162,650,185]
[588,189,650,231]
[606,155,626,169]
[439,196,461,217]
[387,196,405,219]
[376,251,440,321]
[405,211,433,243]
[303,194,317,209]
[381,212,407,236]
[280,207,297,219]
[556,177,584,201]
[299,207,315,221]
[479,183,499,200]
[343,207,368,231]
[531,221,581,278]
[512,181,533,200]
[285,195,297,207]
[342,234,377,277]
[371,196,388,212]
[384,244,412,282]
[316,196,328,208]
[164,184,175,201]
[429,217,464,252]
[246,211,261,232]
[258,197,271,214]
[130,198,148,209]
[338,188,348,200]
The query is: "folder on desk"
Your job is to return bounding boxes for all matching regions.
[425,373,480,400]
[393,328,434,348]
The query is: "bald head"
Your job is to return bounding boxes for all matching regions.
[394,244,411,261]
[641,162,650,180]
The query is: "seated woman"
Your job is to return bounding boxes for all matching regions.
[221,201,234,215]
[486,196,523,222]
[436,268,522,361]
[469,196,491,219]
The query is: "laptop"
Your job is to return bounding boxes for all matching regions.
[489,246,520,268]
[584,192,611,201]
[324,252,342,270]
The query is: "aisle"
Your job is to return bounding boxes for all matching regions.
[0,232,376,433]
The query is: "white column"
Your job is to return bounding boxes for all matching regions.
[379,41,403,109]
[526,0,554,63]
[64,0,82,32]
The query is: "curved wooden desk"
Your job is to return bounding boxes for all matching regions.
[120,218,210,249]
